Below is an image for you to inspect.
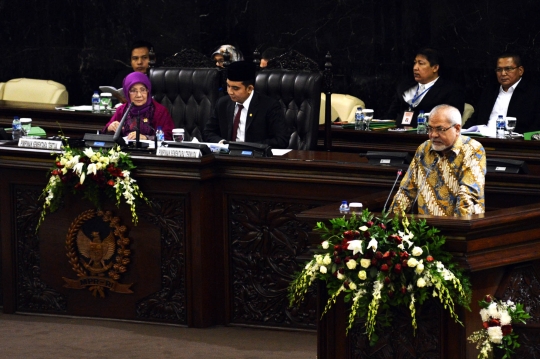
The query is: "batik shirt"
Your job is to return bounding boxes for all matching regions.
[391,135,486,217]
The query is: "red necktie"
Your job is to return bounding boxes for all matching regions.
[231,104,243,142]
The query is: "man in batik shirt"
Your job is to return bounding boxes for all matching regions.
[391,104,486,216]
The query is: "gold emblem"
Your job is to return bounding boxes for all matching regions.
[62,209,133,297]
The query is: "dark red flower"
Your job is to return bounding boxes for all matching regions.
[384,276,391,284]
[482,321,489,330]
[363,231,371,239]
[334,257,341,264]
[400,251,409,259]
[343,230,354,240]
[489,318,501,327]
[402,259,408,268]
[353,254,359,260]
[107,179,115,186]
[375,251,383,259]
[388,234,402,244]
[371,258,378,266]
[379,223,386,230]
[401,286,407,294]
[380,264,389,272]
[383,251,391,259]
[484,295,492,303]
[366,221,374,228]
[344,281,350,289]
[389,251,397,258]
[51,169,59,176]
[394,263,402,274]
[353,230,360,238]
[334,244,342,252]
[426,255,434,262]
[338,268,344,274]
[501,325,513,336]
[388,290,394,298]
[55,161,63,168]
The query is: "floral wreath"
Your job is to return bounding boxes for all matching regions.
[38,142,147,229]
[288,209,471,345]
[468,294,530,359]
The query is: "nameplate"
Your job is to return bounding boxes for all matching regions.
[18,138,62,150]
[156,147,202,158]
[495,166,507,172]
[380,159,391,164]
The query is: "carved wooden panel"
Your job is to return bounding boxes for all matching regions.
[136,196,187,324]
[496,261,540,358]
[229,197,317,329]
[349,300,442,358]
[15,186,67,312]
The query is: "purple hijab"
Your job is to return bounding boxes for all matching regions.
[122,72,152,114]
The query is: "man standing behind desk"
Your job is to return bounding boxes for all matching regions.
[391,105,486,217]
[465,53,540,134]
[203,61,290,148]
[385,48,465,128]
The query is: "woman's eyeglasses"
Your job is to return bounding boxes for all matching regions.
[129,88,148,95]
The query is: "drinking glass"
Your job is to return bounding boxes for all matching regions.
[505,117,517,138]
[363,109,374,131]
[100,94,113,114]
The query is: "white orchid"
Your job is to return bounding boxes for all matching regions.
[367,238,378,251]
[347,240,363,255]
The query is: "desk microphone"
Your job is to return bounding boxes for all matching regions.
[113,102,134,146]
[383,169,403,213]
[409,156,439,214]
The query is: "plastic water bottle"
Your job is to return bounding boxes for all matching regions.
[417,110,426,134]
[156,126,164,147]
[339,201,350,214]
[496,115,505,139]
[92,91,101,113]
[12,116,22,140]
[354,107,364,130]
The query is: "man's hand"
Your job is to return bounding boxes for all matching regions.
[107,121,121,133]
[127,132,146,140]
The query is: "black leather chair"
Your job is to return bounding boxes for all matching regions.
[255,69,322,150]
[149,67,221,141]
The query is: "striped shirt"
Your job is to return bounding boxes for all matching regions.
[391,135,486,217]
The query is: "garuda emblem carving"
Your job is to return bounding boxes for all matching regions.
[62,209,133,297]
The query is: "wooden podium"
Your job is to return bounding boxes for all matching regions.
[297,192,540,359]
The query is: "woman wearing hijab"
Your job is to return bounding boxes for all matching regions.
[103,72,174,140]
[212,44,244,68]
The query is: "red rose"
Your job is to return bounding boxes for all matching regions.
[400,251,409,259]
[485,295,492,303]
[364,252,373,259]
[394,263,402,274]
[343,230,354,240]
[426,255,434,262]
[345,256,351,262]
[389,251,397,258]
[344,281,350,289]
[380,264,389,272]
[353,254,359,260]
[375,251,383,259]
[334,244,342,252]
[51,169,59,176]
[334,257,341,264]
[501,325,513,336]
[107,179,115,186]
[383,251,391,259]
[56,161,63,168]
[371,258,378,266]
[401,286,407,294]
[353,230,360,238]
[482,322,489,330]
[379,223,386,230]
[388,234,402,244]
[338,268,344,274]
[384,276,391,284]
[489,318,501,327]
[388,290,394,298]
[402,259,408,268]
[363,231,371,239]
[366,221,374,228]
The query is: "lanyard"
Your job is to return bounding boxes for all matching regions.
[409,84,433,111]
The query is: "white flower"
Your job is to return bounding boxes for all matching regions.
[323,255,332,265]
[65,155,80,169]
[367,238,378,251]
[487,326,503,344]
[500,311,512,326]
[321,241,329,249]
[407,258,418,268]
[72,162,84,175]
[320,266,327,274]
[412,246,423,256]
[83,147,95,158]
[315,255,324,265]
[480,308,490,322]
[346,259,357,270]
[79,171,86,184]
[349,282,357,290]
[417,278,426,288]
[359,225,368,231]
[360,258,371,269]
[122,170,130,178]
[337,272,345,280]
[358,270,367,280]
[487,302,501,319]
[347,240,363,255]
[415,262,425,274]
[87,163,97,176]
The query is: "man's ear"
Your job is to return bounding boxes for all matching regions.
[432,64,440,74]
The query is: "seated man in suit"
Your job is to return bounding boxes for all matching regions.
[203,61,290,149]
[385,48,465,128]
[465,53,540,134]
[391,104,486,217]
[111,40,155,101]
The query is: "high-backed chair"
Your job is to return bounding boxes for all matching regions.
[462,103,475,126]
[0,82,5,99]
[150,67,221,141]
[255,70,322,150]
[2,78,68,105]
[319,94,365,125]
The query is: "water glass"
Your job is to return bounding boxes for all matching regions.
[363,109,374,131]
[100,93,113,114]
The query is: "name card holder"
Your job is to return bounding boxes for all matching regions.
[156,147,202,158]
[18,138,63,150]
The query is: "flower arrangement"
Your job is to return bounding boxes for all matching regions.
[468,294,530,359]
[38,143,147,228]
[288,209,471,345]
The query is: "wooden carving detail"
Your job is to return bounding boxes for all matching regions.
[136,197,187,324]
[349,300,442,358]
[15,187,67,312]
[161,48,215,68]
[229,198,317,329]
[496,262,540,357]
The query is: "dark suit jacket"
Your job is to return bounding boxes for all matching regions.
[466,77,540,134]
[385,77,465,127]
[203,91,290,149]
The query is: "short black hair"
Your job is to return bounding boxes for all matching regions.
[130,40,153,55]
[262,47,286,61]
[242,80,255,88]
[497,53,522,67]
[416,48,442,67]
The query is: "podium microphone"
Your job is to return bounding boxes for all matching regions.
[383,169,403,213]
[113,102,134,146]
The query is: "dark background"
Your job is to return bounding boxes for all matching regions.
[1,0,538,117]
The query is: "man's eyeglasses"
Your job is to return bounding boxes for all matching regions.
[129,88,148,95]
[495,66,519,73]
[427,124,456,134]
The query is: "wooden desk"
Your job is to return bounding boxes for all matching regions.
[0,146,539,341]
[298,198,540,359]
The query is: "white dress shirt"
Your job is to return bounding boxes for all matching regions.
[487,77,522,132]
[234,91,254,142]
[402,77,439,109]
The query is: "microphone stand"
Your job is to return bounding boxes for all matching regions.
[135,112,141,148]
[383,169,403,213]
[113,102,134,148]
